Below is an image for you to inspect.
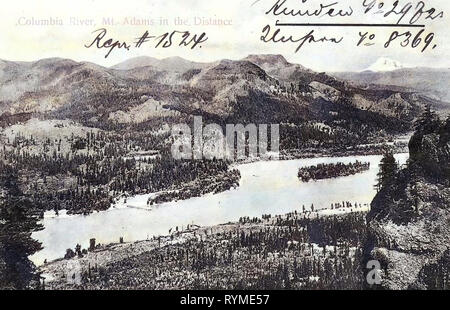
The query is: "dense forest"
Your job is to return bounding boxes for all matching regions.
[298,161,370,182]
[0,123,241,215]
[0,161,43,289]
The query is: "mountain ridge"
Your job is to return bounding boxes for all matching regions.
[332,67,450,108]
[111,55,211,72]
[0,54,444,146]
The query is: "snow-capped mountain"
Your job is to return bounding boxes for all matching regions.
[365,57,404,72]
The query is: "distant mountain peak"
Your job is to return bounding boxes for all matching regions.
[244,54,291,67]
[111,56,208,72]
[365,57,404,72]
[32,57,78,67]
[164,56,187,61]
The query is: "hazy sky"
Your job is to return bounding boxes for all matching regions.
[0,0,448,71]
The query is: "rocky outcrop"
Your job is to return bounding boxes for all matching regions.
[366,119,450,289]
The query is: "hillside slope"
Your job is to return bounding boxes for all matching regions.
[0,55,441,146]
[366,115,450,289]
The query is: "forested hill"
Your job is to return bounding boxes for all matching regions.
[366,110,450,289]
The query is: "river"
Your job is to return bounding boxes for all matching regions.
[30,153,409,265]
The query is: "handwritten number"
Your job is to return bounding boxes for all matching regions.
[411,29,424,48]
[384,30,435,52]
[401,32,411,47]
[422,33,435,52]
[384,31,398,48]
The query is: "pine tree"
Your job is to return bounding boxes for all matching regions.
[0,167,43,289]
[375,151,399,192]
[0,197,43,289]
[414,104,441,135]
[440,115,450,143]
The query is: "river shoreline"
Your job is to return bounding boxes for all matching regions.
[39,203,369,289]
[30,153,409,266]
[35,138,406,219]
